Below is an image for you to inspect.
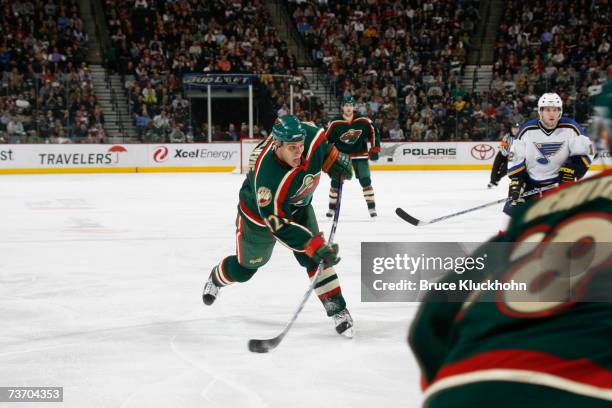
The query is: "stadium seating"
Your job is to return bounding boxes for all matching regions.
[0,0,106,143]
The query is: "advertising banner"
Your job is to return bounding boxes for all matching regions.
[0,144,240,174]
[0,142,606,174]
[146,144,239,169]
[372,142,607,170]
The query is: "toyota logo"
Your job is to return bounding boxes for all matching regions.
[471,144,495,160]
[153,146,169,163]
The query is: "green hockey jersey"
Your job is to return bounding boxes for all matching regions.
[237,122,329,252]
[325,114,380,159]
[410,170,612,404]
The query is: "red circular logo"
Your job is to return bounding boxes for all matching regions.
[153,146,169,163]
[471,144,495,160]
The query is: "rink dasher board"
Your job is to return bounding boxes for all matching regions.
[0,143,606,174]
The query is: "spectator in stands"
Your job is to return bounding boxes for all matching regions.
[238,123,249,139]
[7,117,26,143]
[169,123,186,143]
[152,110,170,141]
[226,123,238,141]
[388,122,405,141]
[134,107,152,141]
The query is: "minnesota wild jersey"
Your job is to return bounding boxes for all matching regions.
[410,170,612,406]
[325,114,380,159]
[237,122,328,252]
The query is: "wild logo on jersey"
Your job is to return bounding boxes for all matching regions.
[257,186,272,207]
[339,129,363,144]
[534,142,565,164]
[290,173,320,206]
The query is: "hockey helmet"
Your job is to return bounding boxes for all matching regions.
[537,92,563,122]
[341,95,356,106]
[271,115,306,143]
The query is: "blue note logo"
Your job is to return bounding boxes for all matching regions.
[534,142,564,164]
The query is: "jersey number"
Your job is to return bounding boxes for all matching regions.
[498,212,611,317]
[266,215,285,232]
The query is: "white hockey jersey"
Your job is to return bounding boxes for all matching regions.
[507,117,593,184]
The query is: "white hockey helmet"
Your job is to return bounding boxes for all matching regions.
[537,92,563,122]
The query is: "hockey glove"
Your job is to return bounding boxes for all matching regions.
[305,233,340,266]
[558,166,576,184]
[322,145,353,181]
[368,146,380,161]
[508,179,525,207]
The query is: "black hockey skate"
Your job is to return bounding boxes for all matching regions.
[202,274,220,305]
[333,308,354,338]
[326,209,334,218]
[369,208,377,218]
[487,181,498,189]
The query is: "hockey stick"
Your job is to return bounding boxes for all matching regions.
[248,182,344,353]
[395,184,557,226]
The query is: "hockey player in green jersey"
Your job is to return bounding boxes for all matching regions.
[409,82,612,407]
[202,115,356,337]
[325,95,381,218]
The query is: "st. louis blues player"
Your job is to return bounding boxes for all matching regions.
[504,93,593,215]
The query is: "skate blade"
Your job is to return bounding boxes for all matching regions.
[339,327,354,339]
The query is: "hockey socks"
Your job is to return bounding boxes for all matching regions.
[328,187,339,211]
[362,186,375,209]
[211,256,257,287]
[307,265,346,316]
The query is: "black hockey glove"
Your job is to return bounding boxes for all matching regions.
[305,233,340,266]
[508,179,525,207]
[559,156,589,184]
[558,166,576,184]
[322,145,353,181]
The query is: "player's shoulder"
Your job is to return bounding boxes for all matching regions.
[296,122,326,159]
[298,119,320,132]
[515,119,539,140]
[557,117,586,136]
[253,143,290,188]
[353,113,373,123]
[300,121,325,141]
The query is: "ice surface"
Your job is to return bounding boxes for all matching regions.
[0,171,511,407]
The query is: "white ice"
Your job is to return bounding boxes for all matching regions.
[0,171,511,408]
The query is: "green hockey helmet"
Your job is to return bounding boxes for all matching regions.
[271,115,306,142]
[341,95,355,106]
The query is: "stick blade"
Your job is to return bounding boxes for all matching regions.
[248,336,281,353]
[395,208,421,226]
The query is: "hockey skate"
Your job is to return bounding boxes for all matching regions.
[487,181,498,189]
[369,208,377,218]
[202,274,220,305]
[326,209,334,218]
[332,308,354,338]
